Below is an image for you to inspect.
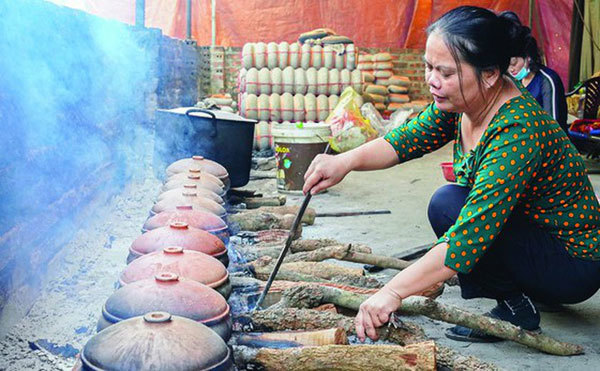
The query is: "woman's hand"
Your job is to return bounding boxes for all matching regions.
[302,154,351,195]
[354,286,402,342]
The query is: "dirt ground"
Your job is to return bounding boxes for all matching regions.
[1,142,599,370]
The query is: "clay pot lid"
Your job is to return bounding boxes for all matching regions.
[166,157,229,180]
[82,312,231,371]
[165,170,225,189]
[151,193,226,217]
[103,273,230,325]
[157,186,224,204]
[129,223,226,258]
[142,208,227,234]
[120,247,229,288]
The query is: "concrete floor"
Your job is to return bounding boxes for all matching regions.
[283,142,600,370]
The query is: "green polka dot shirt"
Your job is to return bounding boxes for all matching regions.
[384,91,600,274]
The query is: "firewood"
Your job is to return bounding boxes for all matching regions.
[234,308,426,346]
[234,308,496,370]
[241,195,287,209]
[245,205,316,225]
[273,284,585,356]
[230,276,379,296]
[248,256,382,289]
[284,244,411,270]
[232,328,348,348]
[232,342,436,371]
[228,212,295,231]
[233,243,372,262]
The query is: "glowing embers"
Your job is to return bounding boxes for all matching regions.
[166,155,230,191]
[120,246,231,299]
[142,206,229,244]
[127,222,228,266]
[80,312,233,371]
[98,272,232,341]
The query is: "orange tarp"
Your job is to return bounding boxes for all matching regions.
[48,0,573,85]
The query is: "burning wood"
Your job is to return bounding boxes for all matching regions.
[272,284,584,356]
[232,342,436,370]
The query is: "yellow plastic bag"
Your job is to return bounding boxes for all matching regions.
[326,87,378,152]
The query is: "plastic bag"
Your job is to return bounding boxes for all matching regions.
[326,87,378,152]
[360,102,388,137]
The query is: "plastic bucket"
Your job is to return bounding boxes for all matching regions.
[272,122,331,193]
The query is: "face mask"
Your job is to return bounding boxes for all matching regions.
[513,65,530,81]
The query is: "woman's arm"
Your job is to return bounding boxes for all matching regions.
[354,243,456,341]
[302,138,399,194]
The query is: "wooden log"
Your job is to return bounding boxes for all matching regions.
[234,308,496,370]
[228,212,296,232]
[234,242,373,262]
[242,195,287,209]
[274,284,585,356]
[233,308,426,346]
[253,238,346,250]
[247,257,382,289]
[285,244,411,270]
[245,205,316,225]
[230,276,379,296]
[232,342,436,371]
[233,328,348,348]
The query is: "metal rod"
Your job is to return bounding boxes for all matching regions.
[186,0,192,39]
[254,143,330,310]
[135,0,145,27]
[316,209,391,217]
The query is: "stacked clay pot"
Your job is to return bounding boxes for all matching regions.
[166,155,230,191]
[127,222,228,266]
[359,52,413,113]
[120,246,232,299]
[97,272,232,340]
[143,205,229,244]
[77,312,233,371]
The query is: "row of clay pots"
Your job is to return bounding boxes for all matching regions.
[77,157,235,370]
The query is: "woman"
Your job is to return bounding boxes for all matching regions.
[503,11,569,133]
[303,6,600,343]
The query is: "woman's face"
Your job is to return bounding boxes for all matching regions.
[508,56,528,76]
[424,32,484,114]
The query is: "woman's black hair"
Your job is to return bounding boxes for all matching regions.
[499,11,544,73]
[426,6,524,84]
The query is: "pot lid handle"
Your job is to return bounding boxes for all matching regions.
[175,205,193,211]
[192,155,205,161]
[155,272,179,282]
[144,311,172,323]
[163,246,185,254]
[170,221,189,229]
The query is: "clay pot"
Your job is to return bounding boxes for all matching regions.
[167,168,225,188]
[157,184,224,204]
[142,206,229,244]
[162,174,226,197]
[151,192,227,219]
[127,222,228,266]
[120,246,231,298]
[97,272,232,341]
[167,156,230,190]
[81,312,233,371]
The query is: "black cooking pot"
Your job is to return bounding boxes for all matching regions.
[154,108,256,187]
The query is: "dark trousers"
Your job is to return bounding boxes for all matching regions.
[427,184,600,304]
